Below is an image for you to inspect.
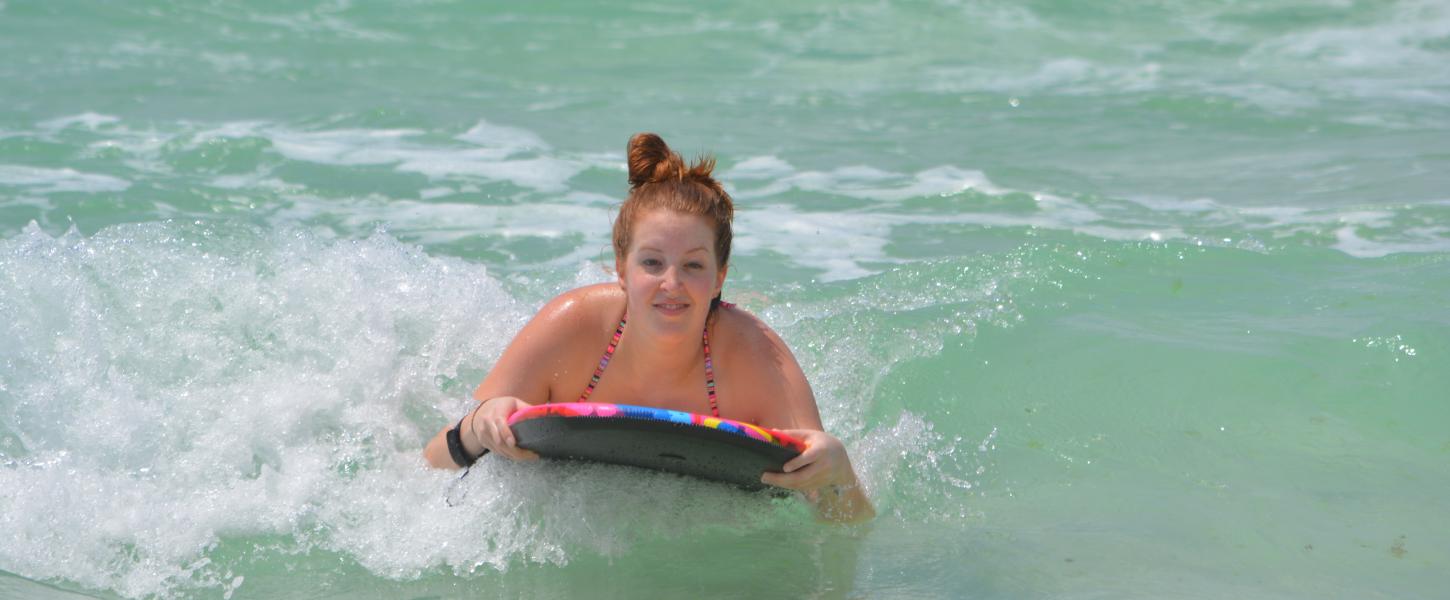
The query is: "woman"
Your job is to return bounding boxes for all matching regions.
[423,133,874,523]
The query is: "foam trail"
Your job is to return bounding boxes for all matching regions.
[0,165,131,193]
[0,221,834,598]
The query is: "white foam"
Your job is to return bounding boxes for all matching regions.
[266,127,431,165]
[854,412,989,523]
[0,164,131,193]
[735,207,894,281]
[454,120,550,153]
[1002,57,1096,90]
[1250,2,1450,70]
[216,121,589,192]
[1332,225,1450,258]
[398,155,584,192]
[37,113,121,132]
[22,117,611,195]
[723,155,795,180]
[11,112,1449,274]
[1126,196,1226,214]
[927,58,1165,96]
[207,171,298,193]
[732,190,1187,281]
[189,120,270,144]
[199,51,288,74]
[1199,82,1319,113]
[734,164,994,202]
[721,155,1283,279]
[0,222,822,598]
[243,5,402,42]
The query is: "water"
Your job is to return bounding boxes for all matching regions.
[2,1,1448,597]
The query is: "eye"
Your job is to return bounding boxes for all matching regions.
[686,261,705,270]
[640,258,663,269]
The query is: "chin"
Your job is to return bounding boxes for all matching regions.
[645,305,703,331]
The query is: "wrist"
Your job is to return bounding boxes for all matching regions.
[828,475,859,495]
[459,398,494,455]
[446,416,480,468]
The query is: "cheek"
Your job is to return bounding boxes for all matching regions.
[697,270,722,291]
[626,272,662,292]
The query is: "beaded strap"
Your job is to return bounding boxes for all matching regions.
[703,326,718,417]
[578,312,627,402]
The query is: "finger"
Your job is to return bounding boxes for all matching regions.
[782,448,816,473]
[487,419,526,460]
[789,462,828,490]
[497,424,539,461]
[762,461,817,490]
[763,470,798,489]
[799,464,837,491]
[501,445,533,461]
[490,421,531,461]
[501,423,538,460]
[482,419,502,449]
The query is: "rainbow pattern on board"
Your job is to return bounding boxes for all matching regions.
[507,402,808,453]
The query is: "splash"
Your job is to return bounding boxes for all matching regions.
[0,221,847,598]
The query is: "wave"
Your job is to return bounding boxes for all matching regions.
[6,115,1448,285]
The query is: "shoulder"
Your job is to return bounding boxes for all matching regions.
[712,304,822,429]
[472,284,622,405]
[531,283,624,337]
[713,304,791,363]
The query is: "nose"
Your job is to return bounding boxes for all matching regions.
[661,266,683,292]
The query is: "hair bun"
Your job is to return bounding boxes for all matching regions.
[627,132,685,188]
[614,133,735,277]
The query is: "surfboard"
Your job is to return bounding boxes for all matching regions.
[507,402,806,490]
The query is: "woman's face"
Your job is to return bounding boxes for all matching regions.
[617,209,727,336]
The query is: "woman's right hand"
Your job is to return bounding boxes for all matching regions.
[465,396,541,461]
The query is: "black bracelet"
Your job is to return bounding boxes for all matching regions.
[446,416,489,468]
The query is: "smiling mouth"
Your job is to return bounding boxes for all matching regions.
[654,303,690,310]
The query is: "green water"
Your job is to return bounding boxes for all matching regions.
[2,1,1448,598]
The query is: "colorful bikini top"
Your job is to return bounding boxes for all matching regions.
[576,309,720,417]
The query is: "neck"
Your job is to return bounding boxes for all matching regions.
[616,315,705,382]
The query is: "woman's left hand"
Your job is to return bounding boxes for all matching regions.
[760,429,858,492]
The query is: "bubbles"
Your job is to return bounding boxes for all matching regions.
[0,221,535,596]
[0,217,1046,596]
[854,413,993,524]
[1353,334,1418,361]
[0,220,867,598]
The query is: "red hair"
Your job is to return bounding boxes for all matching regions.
[613,133,734,271]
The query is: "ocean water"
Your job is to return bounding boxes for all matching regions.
[2,1,1448,598]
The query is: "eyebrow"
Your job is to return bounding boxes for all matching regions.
[638,246,709,254]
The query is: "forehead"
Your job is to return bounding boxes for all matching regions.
[629,210,715,249]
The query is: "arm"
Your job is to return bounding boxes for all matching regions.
[422,288,602,469]
[745,320,875,524]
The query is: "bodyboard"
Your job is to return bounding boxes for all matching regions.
[507,402,806,490]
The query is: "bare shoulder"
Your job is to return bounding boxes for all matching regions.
[714,304,794,366]
[714,304,823,429]
[530,283,624,338]
[474,283,622,404]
